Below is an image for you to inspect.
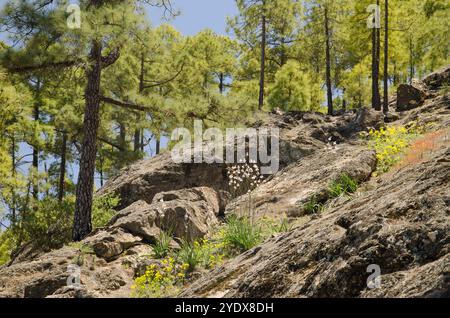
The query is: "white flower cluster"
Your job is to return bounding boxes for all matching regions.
[227,163,264,196]
[326,136,340,152]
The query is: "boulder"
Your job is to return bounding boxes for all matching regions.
[397,80,429,111]
[84,187,221,261]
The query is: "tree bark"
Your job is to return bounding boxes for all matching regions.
[156,136,160,155]
[372,2,381,111]
[32,85,40,199]
[58,130,67,202]
[383,0,389,113]
[134,127,141,152]
[258,12,266,110]
[409,36,414,84]
[119,123,126,152]
[73,41,103,241]
[324,5,333,115]
[375,0,381,110]
[219,73,224,94]
[10,134,16,224]
[342,88,347,111]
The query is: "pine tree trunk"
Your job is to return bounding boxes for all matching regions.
[156,136,160,155]
[342,88,347,111]
[58,130,67,202]
[73,41,102,241]
[32,92,39,199]
[258,13,266,110]
[324,6,333,115]
[134,52,145,152]
[10,134,16,224]
[134,128,141,152]
[219,73,224,94]
[371,2,381,111]
[383,0,389,113]
[409,36,414,84]
[372,30,380,110]
[119,123,126,152]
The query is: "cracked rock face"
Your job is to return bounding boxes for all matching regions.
[181,145,450,298]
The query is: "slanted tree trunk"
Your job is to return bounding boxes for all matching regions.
[258,11,266,110]
[324,5,333,115]
[383,0,389,113]
[58,130,67,202]
[73,41,103,241]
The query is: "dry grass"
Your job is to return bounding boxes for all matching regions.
[396,130,448,168]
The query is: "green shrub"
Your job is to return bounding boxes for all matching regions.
[92,194,120,228]
[0,230,13,265]
[222,215,262,253]
[152,230,172,259]
[328,173,358,198]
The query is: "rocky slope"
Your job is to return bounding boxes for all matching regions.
[0,66,448,298]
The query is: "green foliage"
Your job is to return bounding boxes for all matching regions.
[92,194,120,228]
[221,215,263,253]
[303,197,325,215]
[0,230,13,265]
[151,230,173,259]
[262,217,293,234]
[176,238,225,272]
[328,173,359,198]
[2,197,75,253]
[268,61,314,111]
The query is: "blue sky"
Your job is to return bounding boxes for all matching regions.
[0,0,237,38]
[147,0,237,35]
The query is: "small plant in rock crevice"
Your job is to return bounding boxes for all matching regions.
[221,215,263,253]
[151,230,173,259]
[303,196,325,214]
[328,173,358,198]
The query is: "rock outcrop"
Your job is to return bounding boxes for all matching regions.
[181,144,450,298]
[0,66,449,298]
